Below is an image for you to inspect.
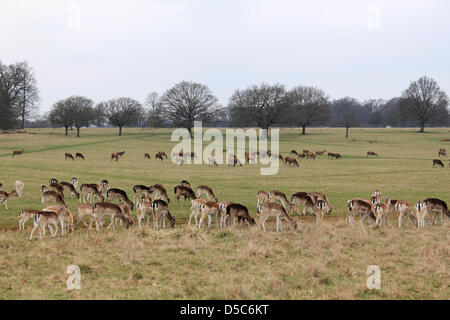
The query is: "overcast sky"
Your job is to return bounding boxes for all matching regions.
[1,0,449,114]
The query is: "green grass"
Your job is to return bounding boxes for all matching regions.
[0,127,449,299]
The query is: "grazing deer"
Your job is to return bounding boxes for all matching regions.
[396,200,417,228]
[181,180,191,188]
[257,191,269,207]
[268,190,292,212]
[189,199,208,227]
[218,201,233,228]
[174,185,197,205]
[308,192,332,213]
[0,190,19,209]
[423,198,449,225]
[93,202,132,230]
[347,198,376,225]
[198,201,220,229]
[367,151,378,158]
[49,182,64,196]
[106,188,134,210]
[136,201,153,229]
[197,185,218,202]
[156,151,168,160]
[12,149,24,157]
[43,205,73,235]
[155,153,165,161]
[15,180,24,197]
[75,152,85,160]
[315,150,326,157]
[19,209,39,231]
[65,152,74,160]
[328,152,342,159]
[432,159,444,168]
[80,184,104,203]
[29,211,59,240]
[438,148,447,157]
[257,202,297,232]
[226,203,255,227]
[116,151,126,157]
[133,185,151,203]
[284,156,299,167]
[291,192,316,216]
[115,203,134,228]
[144,153,151,159]
[228,154,242,167]
[59,181,80,199]
[305,151,316,160]
[149,184,170,203]
[75,204,96,229]
[41,190,66,209]
[111,153,120,161]
[152,200,175,229]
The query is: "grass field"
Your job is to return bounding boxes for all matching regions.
[0,127,448,299]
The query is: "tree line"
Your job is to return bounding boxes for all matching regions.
[1,60,449,136]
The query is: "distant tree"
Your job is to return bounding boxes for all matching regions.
[144,92,164,128]
[17,62,40,129]
[0,61,23,129]
[331,97,362,138]
[229,83,288,133]
[50,96,95,137]
[364,99,385,126]
[97,97,144,136]
[288,86,330,135]
[160,81,219,135]
[399,76,449,132]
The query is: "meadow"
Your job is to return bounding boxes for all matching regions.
[0,127,448,299]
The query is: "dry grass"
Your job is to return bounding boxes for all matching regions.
[0,127,449,299]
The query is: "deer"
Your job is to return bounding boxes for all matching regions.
[367,151,378,158]
[59,181,80,199]
[65,152,74,160]
[0,182,2,191]
[291,192,316,216]
[414,201,429,228]
[422,198,449,225]
[43,205,73,235]
[156,151,168,160]
[218,201,233,228]
[257,202,297,232]
[144,153,151,159]
[29,211,60,240]
[313,200,329,224]
[347,198,376,225]
[115,203,134,228]
[315,150,326,157]
[133,185,152,204]
[75,152,85,160]
[111,153,120,161]
[116,151,126,157]
[197,185,218,202]
[284,156,299,167]
[268,190,292,212]
[15,180,24,197]
[71,177,78,189]
[373,198,392,226]
[198,200,220,229]
[12,149,24,157]
[49,182,64,196]
[152,200,175,229]
[438,148,447,157]
[308,192,332,213]
[432,159,444,168]
[370,190,382,205]
[0,190,19,209]
[208,157,219,166]
[79,184,104,203]
[189,199,208,227]
[305,151,316,160]
[181,180,191,188]
[290,150,299,156]
[396,200,417,228]
[149,184,170,203]
[19,209,40,231]
[174,185,196,205]
[93,202,132,230]
[136,201,153,229]
[226,203,255,227]
[74,204,97,230]
[257,191,269,207]
[41,190,66,209]
[106,188,134,210]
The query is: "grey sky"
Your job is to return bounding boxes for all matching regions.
[1,0,449,114]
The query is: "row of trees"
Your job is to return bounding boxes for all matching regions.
[2,60,449,136]
[0,61,40,129]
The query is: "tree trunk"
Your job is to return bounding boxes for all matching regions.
[301,125,306,135]
[119,126,122,136]
[419,122,425,133]
[345,126,349,138]
[65,126,68,136]
[76,127,80,137]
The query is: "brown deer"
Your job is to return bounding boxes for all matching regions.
[74,204,96,229]
[308,192,332,213]
[198,200,220,229]
[290,150,299,156]
[189,199,208,227]
[432,159,444,168]
[291,192,316,216]
[59,181,80,199]
[218,201,233,228]
[0,190,19,209]
[181,180,191,188]
[19,209,39,231]
[152,200,175,229]
[284,156,299,167]
[149,184,170,203]
[111,153,120,161]
[305,151,316,160]
[93,202,132,230]
[156,151,168,159]
[367,151,378,158]
[423,198,449,225]
[438,148,447,157]
[79,184,104,203]
[106,188,134,210]
[268,190,292,212]
[347,198,376,225]
[315,150,326,157]
[257,191,269,207]
[41,190,66,209]
[136,201,153,229]
[75,152,85,160]
[226,203,255,227]
[144,153,151,159]
[197,185,218,202]
[116,151,126,157]
[65,153,74,160]
[257,202,297,232]
[12,149,24,157]
[43,205,73,235]
[174,185,197,205]
[133,185,151,203]
[29,211,60,240]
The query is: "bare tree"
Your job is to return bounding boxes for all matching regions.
[288,86,330,135]
[229,83,288,133]
[49,100,73,135]
[50,96,95,137]
[400,76,449,132]
[17,62,40,129]
[97,97,144,136]
[0,61,23,129]
[144,92,164,128]
[160,81,219,135]
[331,97,362,138]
